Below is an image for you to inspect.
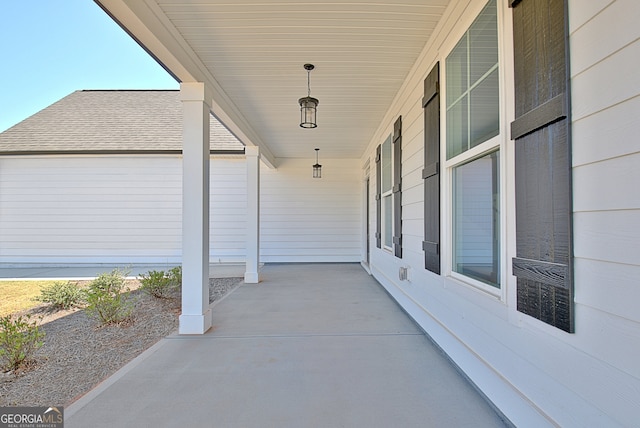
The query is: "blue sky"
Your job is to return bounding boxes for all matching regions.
[0,0,179,132]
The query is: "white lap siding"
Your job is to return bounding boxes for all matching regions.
[0,154,359,266]
[260,158,361,263]
[209,157,247,263]
[0,155,182,266]
[568,0,640,419]
[217,156,362,263]
[0,155,250,266]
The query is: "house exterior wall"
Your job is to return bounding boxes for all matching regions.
[260,157,361,263]
[0,155,183,265]
[362,0,640,426]
[0,154,361,266]
[209,157,247,263]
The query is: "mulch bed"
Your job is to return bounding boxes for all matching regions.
[0,277,242,407]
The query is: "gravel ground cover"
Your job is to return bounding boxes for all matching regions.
[0,277,242,407]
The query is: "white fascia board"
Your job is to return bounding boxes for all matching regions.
[94,0,277,169]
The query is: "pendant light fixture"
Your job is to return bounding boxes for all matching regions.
[313,148,322,178]
[299,64,318,128]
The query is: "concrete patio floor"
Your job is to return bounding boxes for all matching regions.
[58,263,508,427]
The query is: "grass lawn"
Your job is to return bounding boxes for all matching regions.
[0,280,59,317]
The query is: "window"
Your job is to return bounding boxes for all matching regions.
[453,151,500,287]
[376,117,402,256]
[446,0,499,160]
[381,134,393,250]
[445,0,500,289]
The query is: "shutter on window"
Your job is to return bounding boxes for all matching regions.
[375,144,382,249]
[393,116,403,258]
[510,0,574,333]
[422,63,440,274]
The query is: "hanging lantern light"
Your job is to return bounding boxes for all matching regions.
[299,64,318,128]
[313,148,322,178]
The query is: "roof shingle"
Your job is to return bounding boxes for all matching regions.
[0,90,244,153]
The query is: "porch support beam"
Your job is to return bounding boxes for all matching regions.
[179,82,212,334]
[244,146,260,283]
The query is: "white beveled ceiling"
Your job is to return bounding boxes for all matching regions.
[97,0,451,165]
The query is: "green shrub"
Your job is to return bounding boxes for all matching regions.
[84,269,133,325]
[138,271,174,299]
[169,266,182,286]
[35,281,84,310]
[0,314,45,372]
[138,266,181,299]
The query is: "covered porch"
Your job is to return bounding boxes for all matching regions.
[71,1,640,425]
[65,263,507,427]
[95,0,454,335]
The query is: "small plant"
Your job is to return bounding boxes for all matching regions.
[138,266,182,299]
[169,266,182,286]
[138,271,174,299]
[0,314,45,372]
[35,281,84,310]
[84,269,133,325]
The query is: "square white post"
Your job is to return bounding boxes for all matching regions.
[245,146,260,283]
[179,82,212,334]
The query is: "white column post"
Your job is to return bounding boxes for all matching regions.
[179,82,212,334]
[245,145,260,283]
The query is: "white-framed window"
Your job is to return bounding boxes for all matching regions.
[380,134,393,250]
[444,0,502,291]
[452,150,500,287]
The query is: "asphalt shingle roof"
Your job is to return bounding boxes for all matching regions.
[0,90,244,153]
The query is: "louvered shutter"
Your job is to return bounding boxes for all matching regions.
[510,0,574,332]
[375,144,382,249]
[393,116,403,258]
[422,63,441,274]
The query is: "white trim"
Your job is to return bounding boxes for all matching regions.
[449,271,501,298]
[178,311,213,335]
[380,133,394,251]
[498,0,517,317]
[361,158,371,267]
[180,82,213,335]
[440,0,508,301]
[244,145,260,283]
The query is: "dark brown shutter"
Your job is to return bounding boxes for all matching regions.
[422,63,440,274]
[393,116,403,258]
[510,0,574,332]
[375,144,382,249]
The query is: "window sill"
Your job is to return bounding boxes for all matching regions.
[448,271,502,299]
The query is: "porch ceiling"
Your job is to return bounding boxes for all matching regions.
[96,0,450,165]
